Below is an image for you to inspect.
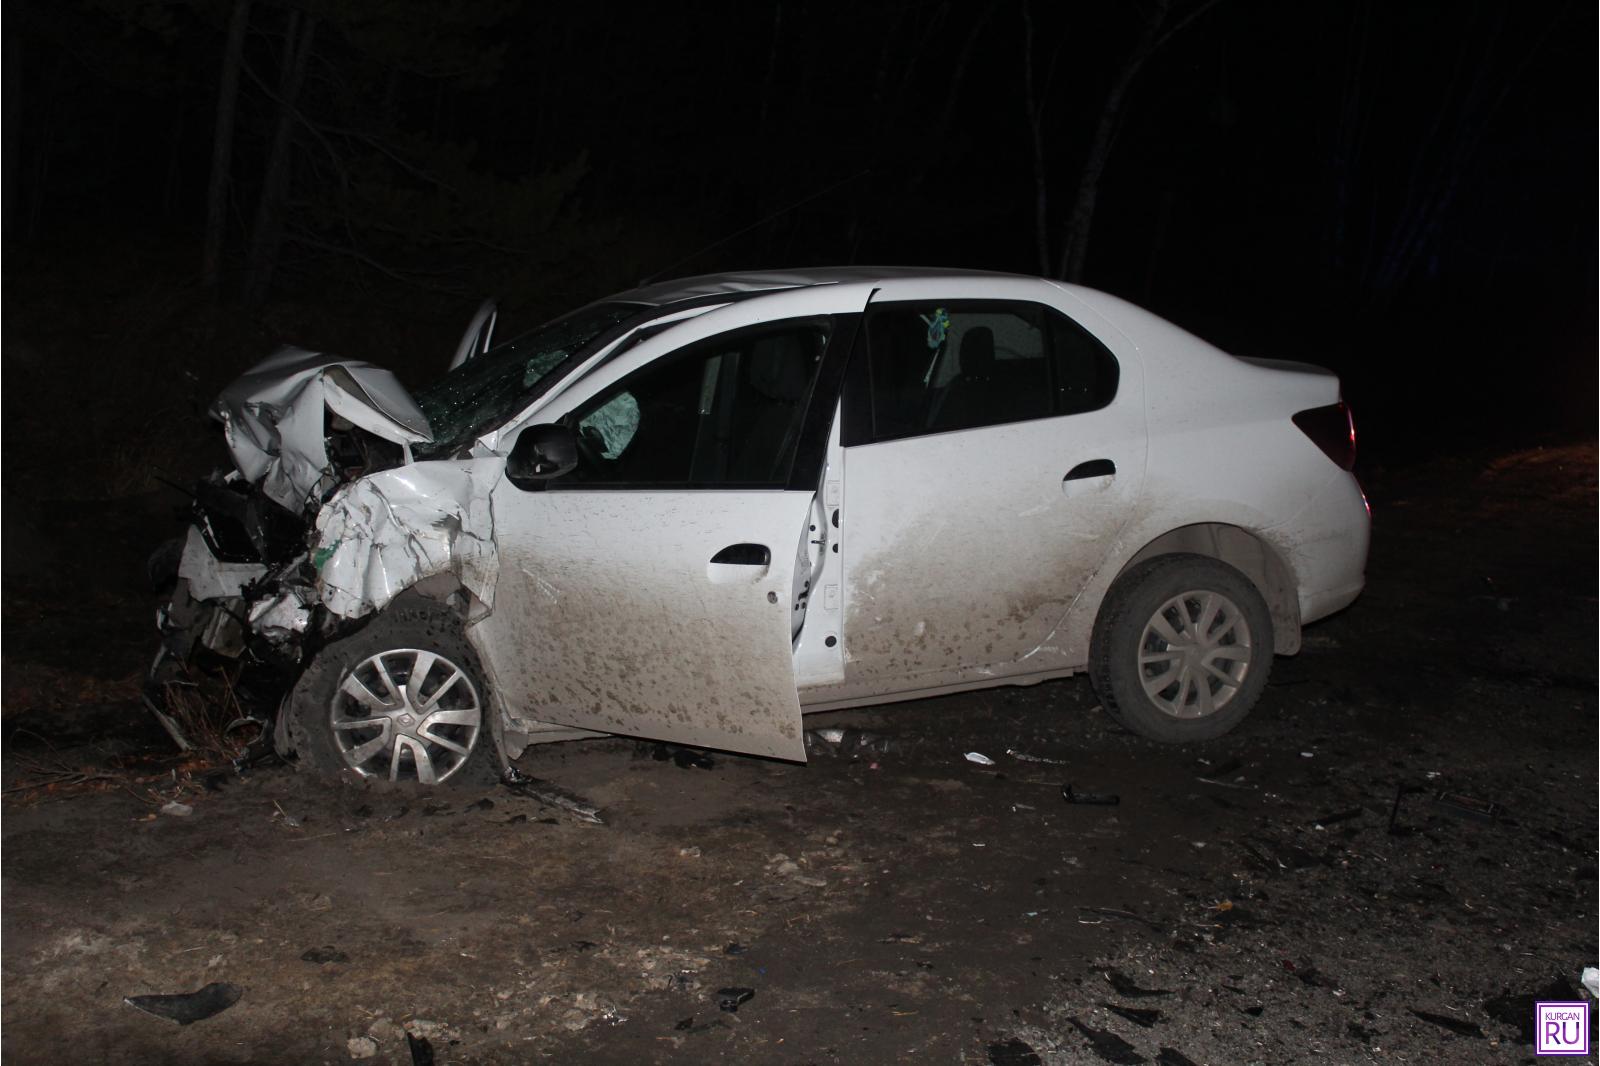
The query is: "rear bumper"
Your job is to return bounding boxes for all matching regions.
[1302,577,1365,625]
[1268,471,1370,628]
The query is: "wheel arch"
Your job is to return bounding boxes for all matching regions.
[1113,523,1301,655]
[275,581,504,781]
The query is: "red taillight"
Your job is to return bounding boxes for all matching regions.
[1292,402,1356,470]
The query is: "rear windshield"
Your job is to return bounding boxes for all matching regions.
[414,301,646,456]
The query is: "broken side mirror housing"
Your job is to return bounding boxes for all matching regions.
[507,423,578,483]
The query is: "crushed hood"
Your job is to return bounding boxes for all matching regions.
[210,347,434,512]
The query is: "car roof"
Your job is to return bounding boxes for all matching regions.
[612,266,1032,307]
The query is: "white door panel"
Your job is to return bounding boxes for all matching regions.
[470,488,815,760]
[840,407,1145,685]
[834,279,1149,689]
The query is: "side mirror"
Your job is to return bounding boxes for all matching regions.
[506,423,578,482]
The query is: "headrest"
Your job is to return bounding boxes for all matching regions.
[747,335,812,401]
[958,326,995,376]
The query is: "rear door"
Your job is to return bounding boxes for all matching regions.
[830,278,1148,692]
[469,292,862,759]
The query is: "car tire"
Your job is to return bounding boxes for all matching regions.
[286,603,500,786]
[1089,554,1273,743]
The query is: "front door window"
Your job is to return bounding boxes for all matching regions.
[556,323,830,488]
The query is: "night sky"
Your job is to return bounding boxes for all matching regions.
[4,0,1594,463]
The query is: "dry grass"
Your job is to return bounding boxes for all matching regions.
[150,660,265,766]
[1,659,264,807]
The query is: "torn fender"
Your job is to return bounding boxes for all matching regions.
[210,347,434,512]
[313,459,503,620]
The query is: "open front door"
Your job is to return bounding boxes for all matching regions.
[469,311,859,760]
[473,491,818,759]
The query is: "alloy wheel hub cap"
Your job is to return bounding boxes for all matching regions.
[328,648,483,784]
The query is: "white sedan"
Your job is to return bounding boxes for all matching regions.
[161,267,1369,785]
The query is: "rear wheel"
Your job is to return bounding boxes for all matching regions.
[287,605,499,785]
[1089,554,1273,742]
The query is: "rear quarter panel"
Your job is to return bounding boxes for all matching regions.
[1045,286,1353,662]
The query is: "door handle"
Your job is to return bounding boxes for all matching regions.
[710,543,771,566]
[1064,459,1116,481]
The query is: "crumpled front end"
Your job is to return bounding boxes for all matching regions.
[152,347,506,749]
[209,346,434,512]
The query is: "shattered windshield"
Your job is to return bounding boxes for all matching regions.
[414,301,645,456]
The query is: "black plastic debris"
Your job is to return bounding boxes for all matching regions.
[464,797,495,812]
[724,943,748,956]
[1104,970,1175,997]
[421,803,451,816]
[716,987,755,1013]
[1062,784,1121,806]
[649,743,715,769]
[124,982,242,1025]
[1101,1002,1162,1027]
[1410,1009,1484,1038]
[1068,1017,1146,1064]
[675,1017,695,1031]
[1155,1048,1199,1066]
[501,767,604,824]
[407,1032,435,1066]
[1433,791,1504,822]
[505,813,528,825]
[988,1036,1043,1065]
[300,946,349,964]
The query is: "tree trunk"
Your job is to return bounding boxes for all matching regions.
[2,0,22,238]
[243,9,317,307]
[1021,1,1050,275]
[1056,6,1164,282]
[202,0,252,295]
[1055,0,1220,282]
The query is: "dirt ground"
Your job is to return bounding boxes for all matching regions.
[2,440,1595,1065]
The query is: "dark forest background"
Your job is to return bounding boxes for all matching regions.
[3,0,1594,503]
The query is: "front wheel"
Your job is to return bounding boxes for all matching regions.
[1089,554,1273,743]
[286,605,499,785]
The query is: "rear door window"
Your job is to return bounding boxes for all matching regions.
[857,301,1118,442]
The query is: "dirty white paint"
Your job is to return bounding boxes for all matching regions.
[175,267,1369,758]
[210,347,433,512]
[472,486,816,761]
[313,459,502,619]
[825,276,1151,695]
